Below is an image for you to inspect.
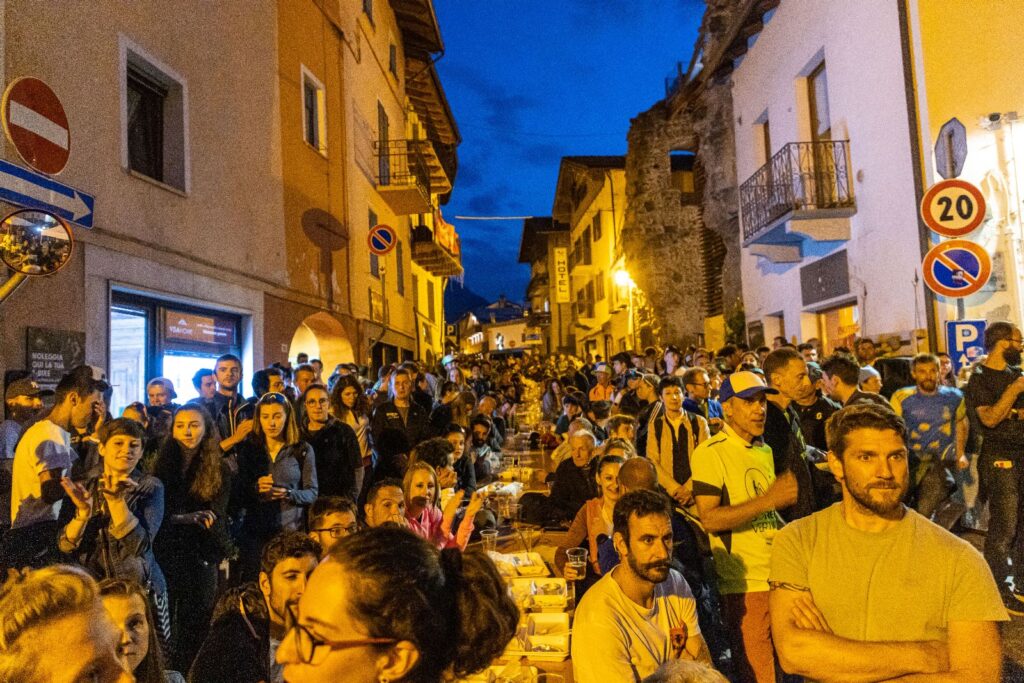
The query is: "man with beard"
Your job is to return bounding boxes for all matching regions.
[691,371,797,683]
[190,531,319,683]
[890,354,968,519]
[769,404,1007,682]
[965,321,1024,613]
[573,489,712,683]
[0,377,51,535]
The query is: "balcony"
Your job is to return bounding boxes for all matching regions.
[739,140,855,263]
[374,139,445,215]
[411,220,462,277]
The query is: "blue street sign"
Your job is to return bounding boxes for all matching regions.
[945,320,986,373]
[0,159,94,229]
[367,223,396,256]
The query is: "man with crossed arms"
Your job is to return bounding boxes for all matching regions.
[769,403,1006,682]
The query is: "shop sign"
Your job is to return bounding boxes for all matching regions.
[553,247,570,303]
[25,326,85,390]
[165,310,235,345]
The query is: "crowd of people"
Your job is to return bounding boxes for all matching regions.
[0,325,1018,682]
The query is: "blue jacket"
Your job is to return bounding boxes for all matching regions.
[683,397,722,422]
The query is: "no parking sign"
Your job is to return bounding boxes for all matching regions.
[921,239,991,298]
[945,320,986,373]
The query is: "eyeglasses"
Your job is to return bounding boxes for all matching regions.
[258,392,290,406]
[311,524,358,538]
[285,604,396,664]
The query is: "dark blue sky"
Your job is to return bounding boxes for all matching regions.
[435,0,704,303]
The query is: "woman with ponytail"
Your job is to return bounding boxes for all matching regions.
[276,526,519,682]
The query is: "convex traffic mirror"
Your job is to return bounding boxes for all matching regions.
[0,208,74,276]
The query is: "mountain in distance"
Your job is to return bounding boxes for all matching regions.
[444,281,489,324]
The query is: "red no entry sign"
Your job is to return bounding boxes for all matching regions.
[367,223,397,256]
[921,239,991,298]
[920,179,986,237]
[2,78,70,175]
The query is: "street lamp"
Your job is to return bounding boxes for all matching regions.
[613,269,637,350]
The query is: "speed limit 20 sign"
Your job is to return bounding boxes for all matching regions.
[920,179,986,237]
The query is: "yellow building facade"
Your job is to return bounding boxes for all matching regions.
[910,0,1024,332]
[551,157,632,360]
[275,0,461,372]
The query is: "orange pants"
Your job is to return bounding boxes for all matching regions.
[721,591,777,683]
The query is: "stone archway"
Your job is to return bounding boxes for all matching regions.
[288,312,355,375]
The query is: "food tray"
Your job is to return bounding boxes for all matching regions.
[457,663,539,682]
[504,632,570,662]
[510,578,567,612]
[508,552,548,576]
[498,466,535,483]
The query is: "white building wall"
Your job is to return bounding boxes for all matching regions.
[733,0,928,344]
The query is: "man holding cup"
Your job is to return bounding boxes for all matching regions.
[572,490,713,682]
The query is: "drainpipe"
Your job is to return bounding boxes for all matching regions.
[898,0,939,350]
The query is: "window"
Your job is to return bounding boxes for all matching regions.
[378,102,390,184]
[427,280,436,322]
[582,227,592,265]
[808,62,831,142]
[592,212,602,242]
[395,241,405,295]
[595,271,605,301]
[362,0,373,23]
[411,273,419,310]
[126,68,165,181]
[389,44,398,78]
[368,208,379,278]
[301,66,327,154]
[121,37,189,191]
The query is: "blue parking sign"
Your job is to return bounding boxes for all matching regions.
[945,320,986,373]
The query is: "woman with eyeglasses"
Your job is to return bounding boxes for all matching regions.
[233,392,318,580]
[301,383,363,502]
[151,403,233,673]
[277,526,519,682]
[99,578,185,683]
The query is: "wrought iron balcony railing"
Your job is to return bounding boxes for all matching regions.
[373,139,432,195]
[739,140,854,245]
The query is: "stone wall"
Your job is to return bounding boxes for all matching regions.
[622,0,745,347]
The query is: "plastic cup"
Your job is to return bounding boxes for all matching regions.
[481,529,499,553]
[565,547,588,578]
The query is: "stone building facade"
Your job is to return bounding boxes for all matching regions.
[621,0,777,349]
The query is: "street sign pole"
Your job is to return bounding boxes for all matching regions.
[380,262,388,326]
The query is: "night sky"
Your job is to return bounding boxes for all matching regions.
[435,0,704,304]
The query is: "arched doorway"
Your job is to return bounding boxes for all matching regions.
[288,312,355,375]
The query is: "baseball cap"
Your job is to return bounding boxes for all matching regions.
[593,362,610,375]
[719,370,779,402]
[858,366,881,384]
[4,377,54,402]
[640,373,660,389]
[805,361,823,383]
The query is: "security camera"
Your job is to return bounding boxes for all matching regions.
[988,113,1002,123]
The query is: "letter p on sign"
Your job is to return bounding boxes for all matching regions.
[945,320,986,374]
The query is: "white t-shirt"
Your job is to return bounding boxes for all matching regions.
[572,567,701,683]
[10,419,74,527]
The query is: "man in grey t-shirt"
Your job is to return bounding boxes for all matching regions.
[768,404,1007,682]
